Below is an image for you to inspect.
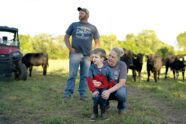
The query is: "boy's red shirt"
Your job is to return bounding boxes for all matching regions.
[87,73,115,92]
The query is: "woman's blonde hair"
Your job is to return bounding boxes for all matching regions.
[111,47,124,59]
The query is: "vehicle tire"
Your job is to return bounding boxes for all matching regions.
[14,63,27,81]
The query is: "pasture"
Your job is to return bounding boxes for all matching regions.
[0,59,186,124]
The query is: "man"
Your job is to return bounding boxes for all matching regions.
[64,7,100,100]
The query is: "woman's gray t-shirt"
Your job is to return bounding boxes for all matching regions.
[108,61,127,83]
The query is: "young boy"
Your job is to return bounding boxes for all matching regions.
[87,48,115,121]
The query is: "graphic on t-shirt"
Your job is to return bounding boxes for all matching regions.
[75,26,91,40]
[113,70,119,81]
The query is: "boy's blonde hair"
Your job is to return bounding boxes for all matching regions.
[91,48,106,59]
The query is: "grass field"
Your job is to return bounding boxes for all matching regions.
[0,59,186,124]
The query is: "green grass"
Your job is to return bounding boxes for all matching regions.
[127,64,186,111]
[0,59,186,124]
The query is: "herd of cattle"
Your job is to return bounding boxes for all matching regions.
[120,49,186,82]
[22,49,186,82]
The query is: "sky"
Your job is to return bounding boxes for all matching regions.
[1,0,186,47]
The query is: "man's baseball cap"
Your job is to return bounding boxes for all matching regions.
[77,7,89,14]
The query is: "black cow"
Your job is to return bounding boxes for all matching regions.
[172,58,185,81]
[120,49,136,81]
[22,53,49,77]
[164,55,176,79]
[120,50,144,82]
[165,55,186,81]
[146,55,163,82]
[120,49,135,70]
[133,53,144,82]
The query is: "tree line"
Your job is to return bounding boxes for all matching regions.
[19,30,186,59]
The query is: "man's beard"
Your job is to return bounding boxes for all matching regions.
[79,16,87,21]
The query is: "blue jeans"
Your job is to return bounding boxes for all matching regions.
[108,86,127,110]
[64,52,90,97]
[92,89,107,113]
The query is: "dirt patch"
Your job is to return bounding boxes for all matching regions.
[128,86,186,124]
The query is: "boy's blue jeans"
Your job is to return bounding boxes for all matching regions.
[64,52,90,97]
[92,89,107,114]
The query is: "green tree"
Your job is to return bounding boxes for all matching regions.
[136,30,162,53]
[156,46,174,59]
[177,32,186,53]
[32,33,52,53]
[19,34,34,54]
[119,30,174,55]
[100,34,118,53]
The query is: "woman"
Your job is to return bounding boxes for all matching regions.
[93,47,128,114]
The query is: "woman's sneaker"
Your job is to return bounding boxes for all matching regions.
[118,109,126,115]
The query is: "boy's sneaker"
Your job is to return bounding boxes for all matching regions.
[105,105,110,112]
[101,113,109,120]
[89,113,97,121]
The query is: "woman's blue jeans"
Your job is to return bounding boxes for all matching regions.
[108,86,127,110]
[64,52,90,97]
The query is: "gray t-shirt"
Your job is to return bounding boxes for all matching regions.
[108,61,127,83]
[66,21,99,56]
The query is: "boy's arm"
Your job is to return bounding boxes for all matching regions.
[87,65,96,92]
[87,77,96,92]
[108,80,116,88]
[94,74,110,88]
